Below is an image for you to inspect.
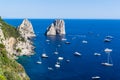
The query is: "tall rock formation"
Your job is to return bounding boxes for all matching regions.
[45,19,66,35]
[18,18,35,39]
[16,19,36,56]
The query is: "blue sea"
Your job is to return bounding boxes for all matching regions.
[4,19,120,80]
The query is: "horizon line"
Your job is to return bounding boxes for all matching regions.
[3,18,120,20]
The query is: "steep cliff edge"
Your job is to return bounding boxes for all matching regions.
[45,19,66,35]
[16,19,35,56]
[0,17,35,80]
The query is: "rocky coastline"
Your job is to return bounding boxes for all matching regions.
[0,17,36,80]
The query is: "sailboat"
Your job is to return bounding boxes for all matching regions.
[41,49,48,58]
[54,48,59,54]
[101,52,113,66]
[36,57,42,64]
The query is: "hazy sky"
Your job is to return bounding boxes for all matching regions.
[0,0,120,19]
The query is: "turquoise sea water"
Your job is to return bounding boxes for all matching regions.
[5,19,120,80]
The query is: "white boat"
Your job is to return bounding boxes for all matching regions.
[65,41,71,44]
[66,59,70,63]
[55,64,60,68]
[36,57,42,64]
[101,62,113,66]
[61,38,67,41]
[104,38,111,42]
[82,40,88,44]
[48,67,53,70]
[92,76,100,79]
[74,52,82,56]
[41,53,48,58]
[104,48,112,53]
[54,48,59,54]
[94,53,101,56]
[56,61,60,65]
[58,57,64,60]
[57,44,61,47]
[46,39,50,42]
[36,61,42,64]
[101,52,113,66]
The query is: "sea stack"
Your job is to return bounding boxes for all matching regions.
[45,19,66,35]
[18,18,35,39]
[16,19,36,56]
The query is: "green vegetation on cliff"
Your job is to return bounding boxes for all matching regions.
[0,17,30,80]
[0,18,20,38]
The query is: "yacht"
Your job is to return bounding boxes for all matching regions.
[94,53,101,56]
[104,38,111,42]
[48,67,53,70]
[74,52,82,56]
[104,48,112,53]
[57,44,61,47]
[58,57,64,60]
[46,39,50,42]
[65,41,71,44]
[66,59,70,63]
[92,76,100,79]
[41,53,48,58]
[36,57,42,64]
[101,62,113,66]
[82,40,88,44]
[61,38,67,41]
[36,61,42,64]
[55,64,60,68]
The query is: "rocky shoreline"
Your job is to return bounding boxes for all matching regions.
[0,17,36,80]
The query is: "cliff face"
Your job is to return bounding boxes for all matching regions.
[0,18,36,80]
[16,19,35,56]
[18,18,35,39]
[45,19,66,35]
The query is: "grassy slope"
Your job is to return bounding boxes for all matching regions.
[0,17,20,38]
[0,18,29,80]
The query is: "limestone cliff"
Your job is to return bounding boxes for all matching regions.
[0,18,30,80]
[45,19,66,35]
[18,18,35,39]
[16,19,35,56]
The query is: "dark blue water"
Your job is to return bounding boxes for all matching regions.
[4,19,120,80]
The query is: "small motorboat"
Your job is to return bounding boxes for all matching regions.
[54,51,59,55]
[94,53,101,56]
[104,48,112,53]
[36,57,42,64]
[55,64,60,68]
[101,62,113,66]
[46,39,50,42]
[92,76,100,79]
[36,61,42,64]
[82,40,88,44]
[58,57,64,60]
[41,53,48,58]
[66,59,70,63]
[48,67,53,70]
[57,44,61,47]
[65,42,71,44]
[61,38,67,41]
[74,52,82,56]
[104,38,111,42]
[54,48,59,54]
